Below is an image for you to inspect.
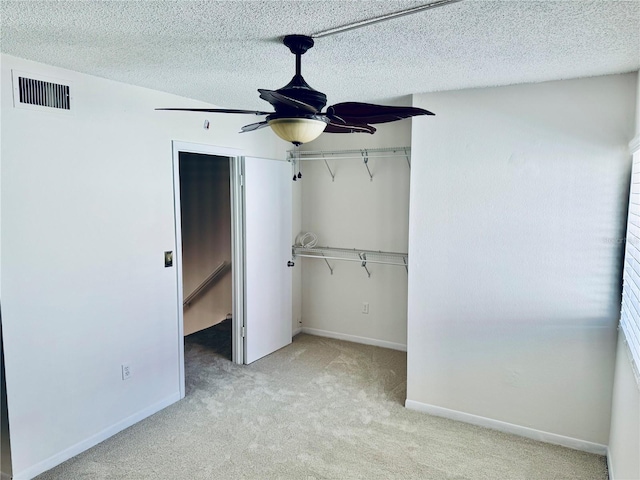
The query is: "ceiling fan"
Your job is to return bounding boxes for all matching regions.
[157,35,433,146]
[156,0,464,145]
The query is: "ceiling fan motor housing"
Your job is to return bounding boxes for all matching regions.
[275,74,327,113]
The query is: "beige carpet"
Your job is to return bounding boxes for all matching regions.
[36,333,607,480]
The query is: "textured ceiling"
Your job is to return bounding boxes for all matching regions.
[1,1,639,110]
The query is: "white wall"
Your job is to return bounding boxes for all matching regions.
[0,54,287,479]
[407,73,637,449]
[607,72,640,480]
[298,117,412,350]
[608,335,640,480]
[636,71,640,137]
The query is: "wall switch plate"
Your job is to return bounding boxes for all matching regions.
[122,364,132,380]
[362,302,369,314]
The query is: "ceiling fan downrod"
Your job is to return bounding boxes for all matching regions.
[274,35,327,114]
[283,34,315,77]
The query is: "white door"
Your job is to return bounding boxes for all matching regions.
[243,156,293,364]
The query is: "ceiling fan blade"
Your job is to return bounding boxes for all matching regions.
[324,118,376,134]
[240,121,270,133]
[326,102,434,125]
[258,89,318,113]
[155,108,273,115]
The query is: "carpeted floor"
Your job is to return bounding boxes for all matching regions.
[36,333,608,480]
[186,318,233,360]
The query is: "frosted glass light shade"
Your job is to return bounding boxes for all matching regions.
[267,117,327,145]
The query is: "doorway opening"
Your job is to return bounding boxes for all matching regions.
[172,141,246,398]
[179,152,233,362]
[172,142,294,397]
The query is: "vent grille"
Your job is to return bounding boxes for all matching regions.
[17,76,70,110]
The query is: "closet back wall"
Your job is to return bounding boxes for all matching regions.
[299,119,412,350]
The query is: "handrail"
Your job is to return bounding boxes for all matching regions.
[183,261,230,308]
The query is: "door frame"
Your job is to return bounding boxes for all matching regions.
[171,141,244,399]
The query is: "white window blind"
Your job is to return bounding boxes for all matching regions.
[620,153,640,383]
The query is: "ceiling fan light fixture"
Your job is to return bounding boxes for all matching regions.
[267,117,327,145]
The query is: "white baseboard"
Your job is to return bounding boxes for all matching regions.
[301,327,407,352]
[292,327,302,337]
[606,448,615,480]
[405,399,607,456]
[13,392,181,480]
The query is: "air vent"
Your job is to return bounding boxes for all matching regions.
[12,70,73,114]
[18,76,70,109]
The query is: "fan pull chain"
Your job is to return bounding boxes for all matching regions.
[293,145,302,181]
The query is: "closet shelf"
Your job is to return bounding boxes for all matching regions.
[287,146,411,162]
[287,146,411,181]
[292,245,408,277]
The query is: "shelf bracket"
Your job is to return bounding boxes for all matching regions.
[362,150,373,181]
[359,252,371,278]
[322,153,335,182]
[404,147,411,168]
[322,254,334,275]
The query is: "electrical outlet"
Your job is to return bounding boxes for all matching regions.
[122,364,132,380]
[362,302,369,314]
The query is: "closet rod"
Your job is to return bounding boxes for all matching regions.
[293,246,408,277]
[292,246,408,266]
[293,253,406,267]
[287,146,410,162]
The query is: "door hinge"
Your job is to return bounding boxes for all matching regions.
[240,174,244,187]
[241,326,246,338]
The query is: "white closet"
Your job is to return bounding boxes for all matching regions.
[291,146,411,351]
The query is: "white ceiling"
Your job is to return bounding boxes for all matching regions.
[1,1,639,110]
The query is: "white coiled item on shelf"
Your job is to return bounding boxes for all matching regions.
[296,232,318,249]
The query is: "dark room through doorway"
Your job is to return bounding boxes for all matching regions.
[179,152,233,362]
